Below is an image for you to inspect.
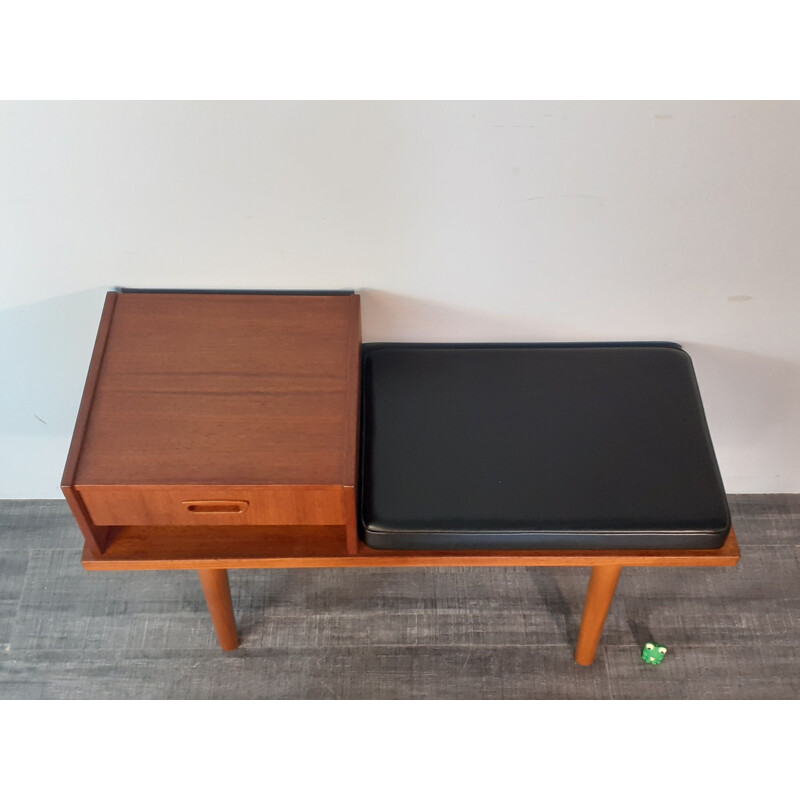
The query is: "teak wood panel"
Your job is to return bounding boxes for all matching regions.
[85,525,350,563]
[61,292,119,556]
[82,525,740,571]
[72,292,361,487]
[78,484,348,527]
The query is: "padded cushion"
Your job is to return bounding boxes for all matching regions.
[360,343,730,550]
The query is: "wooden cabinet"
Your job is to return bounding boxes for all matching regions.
[62,291,361,559]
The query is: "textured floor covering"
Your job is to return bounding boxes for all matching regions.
[0,496,798,699]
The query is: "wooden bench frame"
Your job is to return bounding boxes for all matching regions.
[65,291,740,667]
[82,527,740,665]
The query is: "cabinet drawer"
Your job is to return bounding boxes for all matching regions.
[78,485,346,527]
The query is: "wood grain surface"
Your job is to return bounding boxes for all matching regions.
[79,484,347,527]
[61,291,119,556]
[72,292,361,486]
[82,525,740,570]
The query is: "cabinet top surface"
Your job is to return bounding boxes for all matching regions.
[71,292,361,487]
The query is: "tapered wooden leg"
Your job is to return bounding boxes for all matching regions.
[198,569,239,651]
[574,565,623,666]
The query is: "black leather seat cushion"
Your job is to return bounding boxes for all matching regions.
[360,343,730,550]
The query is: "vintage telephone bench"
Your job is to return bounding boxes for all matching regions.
[63,290,739,666]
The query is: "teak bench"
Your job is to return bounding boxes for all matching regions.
[64,291,739,666]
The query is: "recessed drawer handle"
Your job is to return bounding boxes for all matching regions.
[182,501,249,514]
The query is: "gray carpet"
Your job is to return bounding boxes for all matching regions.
[0,496,798,699]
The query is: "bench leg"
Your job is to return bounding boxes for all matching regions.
[574,565,622,666]
[198,569,239,651]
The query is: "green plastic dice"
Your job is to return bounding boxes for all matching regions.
[642,642,667,664]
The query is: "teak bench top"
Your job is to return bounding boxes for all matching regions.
[81,526,740,571]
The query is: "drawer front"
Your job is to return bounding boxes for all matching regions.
[78,485,346,527]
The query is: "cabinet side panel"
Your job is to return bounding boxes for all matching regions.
[341,294,362,486]
[61,291,118,554]
[342,485,358,555]
[62,487,112,556]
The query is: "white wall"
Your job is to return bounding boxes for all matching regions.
[1,101,798,497]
